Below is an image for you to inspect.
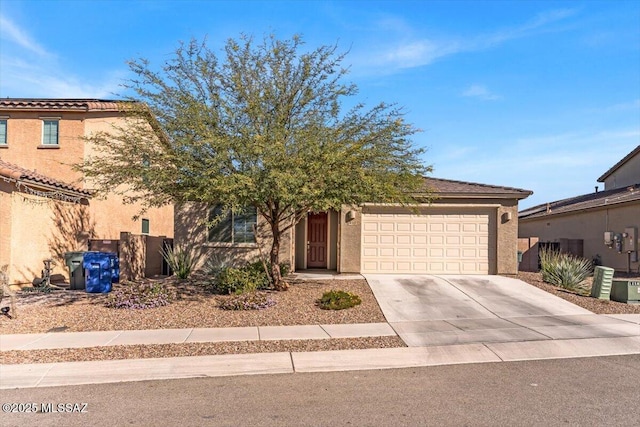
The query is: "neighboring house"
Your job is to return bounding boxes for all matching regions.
[0,98,174,285]
[176,178,532,275]
[519,145,640,273]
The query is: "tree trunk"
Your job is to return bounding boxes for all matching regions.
[269,219,287,291]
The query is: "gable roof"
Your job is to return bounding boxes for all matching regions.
[0,98,125,112]
[0,159,92,200]
[597,144,640,183]
[519,184,640,220]
[422,177,532,199]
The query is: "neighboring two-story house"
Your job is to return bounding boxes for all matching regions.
[0,98,174,285]
[519,145,640,273]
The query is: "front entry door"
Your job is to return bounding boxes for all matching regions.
[307,212,328,268]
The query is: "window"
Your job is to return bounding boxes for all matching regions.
[42,120,59,145]
[208,205,257,244]
[0,120,6,145]
[142,219,150,234]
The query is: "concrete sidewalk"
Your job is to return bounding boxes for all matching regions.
[0,323,396,352]
[1,315,639,389]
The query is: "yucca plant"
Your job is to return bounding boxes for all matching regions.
[160,246,196,280]
[539,247,592,292]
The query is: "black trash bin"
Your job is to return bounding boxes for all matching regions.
[64,251,86,290]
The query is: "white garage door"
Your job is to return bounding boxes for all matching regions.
[361,208,492,274]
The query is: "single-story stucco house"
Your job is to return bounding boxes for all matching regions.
[519,144,640,273]
[176,177,532,276]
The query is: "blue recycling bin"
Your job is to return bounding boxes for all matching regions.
[83,252,112,293]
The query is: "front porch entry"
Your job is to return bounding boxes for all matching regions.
[294,210,338,271]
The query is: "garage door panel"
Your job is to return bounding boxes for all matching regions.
[397,235,411,244]
[413,223,427,232]
[362,209,492,274]
[414,235,428,244]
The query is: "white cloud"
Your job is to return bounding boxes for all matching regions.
[461,84,501,101]
[355,8,579,74]
[0,13,123,98]
[429,129,639,209]
[0,15,48,57]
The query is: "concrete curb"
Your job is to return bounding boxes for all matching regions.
[2,336,639,389]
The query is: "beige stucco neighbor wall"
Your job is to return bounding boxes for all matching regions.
[84,115,174,239]
[0,108,174,284]
[601,152,640,190]
[1,112,85,184]
[3,191,92,285]
[0,182,12,275]
[174,202,292,272]
[519,202,640,272]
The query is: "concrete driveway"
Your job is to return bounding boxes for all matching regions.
[364,275,640,347]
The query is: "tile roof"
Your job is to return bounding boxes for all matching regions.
[597,144,640,182]
[519,183,640,220]
[422,177,532,199]
[0,159,92,198]
[0,98,128,112]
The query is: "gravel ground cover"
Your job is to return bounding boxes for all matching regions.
[515,271,640,314]
[0,279,385,335]
[2,272,638,365]
[0,278,405,364]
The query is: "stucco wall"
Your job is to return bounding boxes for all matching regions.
[0,110,174,284]
[5,192,91,284]
[175,202,292,272]
[84,115,174,239]
[338,205,362,273]
[519,202,640,272]
[601,152,640,190]
[0,182,11,275]
[0,112,85,184]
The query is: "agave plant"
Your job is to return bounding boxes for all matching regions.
[539,247,592,292]
[160,245,197,280]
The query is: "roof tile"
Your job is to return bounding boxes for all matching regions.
[0,159,92,197]
[422,177,532,198]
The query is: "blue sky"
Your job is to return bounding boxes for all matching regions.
[1,0,638,209]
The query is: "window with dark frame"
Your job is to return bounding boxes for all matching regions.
[42,120,59,145]
[0,120,7,145]
[208,205,257,244]
[142,219,150,234]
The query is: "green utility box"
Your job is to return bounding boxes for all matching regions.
[610,280,640,304]
[590,266,615,300]
[64,251,86,290]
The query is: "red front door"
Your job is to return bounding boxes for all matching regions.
[307,212,328,268]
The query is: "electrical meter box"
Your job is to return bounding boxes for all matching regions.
[604,231,613,246]
[623,227,637,252]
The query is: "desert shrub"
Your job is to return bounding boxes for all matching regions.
[539,248,592,292]
[106,282,176,309]
[208,261,290,294]
[219,292,276,310]
[209,266,264,294]
[245,261,290,285]
[161,246,196,279]
[317,290,362,310]
[203,253,236,276]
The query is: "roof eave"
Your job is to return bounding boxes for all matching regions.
[519,197,639,220]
